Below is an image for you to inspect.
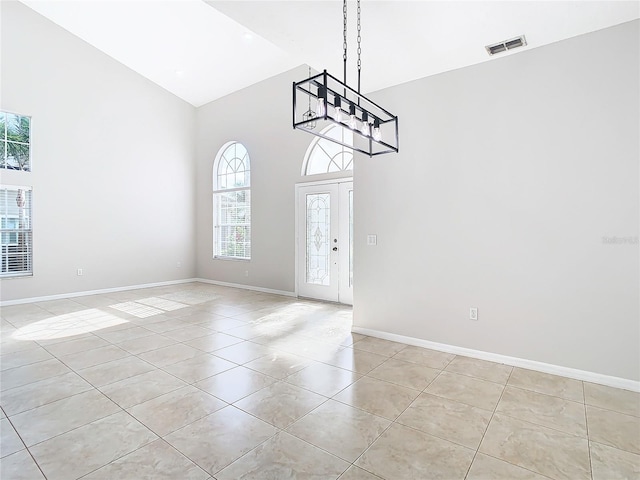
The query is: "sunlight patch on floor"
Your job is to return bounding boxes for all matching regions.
[12,309,129,340]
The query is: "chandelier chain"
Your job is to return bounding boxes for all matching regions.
[343,0,348,63]
[357,0,362,72]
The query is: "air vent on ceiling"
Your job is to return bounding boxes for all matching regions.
[485,35,527,56]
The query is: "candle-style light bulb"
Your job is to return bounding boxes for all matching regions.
[372,118,382,141]
[316,86,326,118]
[360,112,370,136]
[348,104,358,130]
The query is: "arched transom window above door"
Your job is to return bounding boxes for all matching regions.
[302,124,353,176]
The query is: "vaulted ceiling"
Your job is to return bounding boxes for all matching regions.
[19,1,640,107]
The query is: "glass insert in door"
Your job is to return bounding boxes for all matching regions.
[306,193,330,285]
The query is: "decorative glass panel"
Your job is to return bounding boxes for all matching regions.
[306,193,330,285]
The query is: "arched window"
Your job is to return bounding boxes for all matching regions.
[213,142,251,259]
[302,124,353,176]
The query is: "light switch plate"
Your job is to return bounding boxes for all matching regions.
[367,234,377,246]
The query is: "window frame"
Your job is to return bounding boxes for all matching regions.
[212,141,251,260]
[1,110,32,172]
[1,185,33,278]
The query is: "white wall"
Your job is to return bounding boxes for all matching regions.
[355,21,639,381]
[195,66,345,293]
[0,1,197,302]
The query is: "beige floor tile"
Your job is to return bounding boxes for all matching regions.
[0,450,46,479]
[322,347,388,374]
[367,358,439,391]
[216,431,349,480]
[286,399,390,462]
[78,355,156,387]
[100,369,187,408]
[116,333,177,355]
[1,417,25,457]
[95,325,156,344]
[590,441,640,480]
[286,362,361,397]
[234,381,326,428]
[38,332,118,356]
[60,344,129,370]
[587,405,640,454]
[352,336,407,357]
[337,332,366,347]
[0,346,53,371]
[397,393,492,449]
[391,345,455,369]
[213,341,273,364]
[201,317,247,332]
[164,406,277,476]
[163,354,236,384]
[127,386,226,436]
[223,324,264,340]
[479,413,591,480]
[194,366,276,403]
[0,358,71,391]
[82,439,210,479]
[356,423,475,480]
[142,318,189,334]
[497,386,587,436]
[508,368,584,402]
[0,371,93,416]
[10,389,120,446]
[36,299,86,316]
[184,332,243,352]
[339,466,383,480]
[333,376,420,420]
[138,343,202,367]
[0,339,42,356]
[466,453,550,480]
[425,371,504,411]
[29,411,157,480]
[162,325,213,342]
[584,382,640,417]
[445,356,513,384]
[244,351,310,379]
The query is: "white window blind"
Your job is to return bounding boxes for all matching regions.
[213,142,251,259]
[1,186,33,277]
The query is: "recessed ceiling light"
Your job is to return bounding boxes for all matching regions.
[175,70,184,76]
[243,32,253,41]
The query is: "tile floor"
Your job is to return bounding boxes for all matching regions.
[0,282,638,479]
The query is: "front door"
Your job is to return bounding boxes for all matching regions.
[297,181,353,304]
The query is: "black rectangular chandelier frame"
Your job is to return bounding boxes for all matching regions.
[293,70,399,157]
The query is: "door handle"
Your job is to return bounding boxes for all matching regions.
[333,247,338,251]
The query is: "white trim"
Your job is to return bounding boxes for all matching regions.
[195,278,295,297]
[352,326,640,392]
[0,278,199,307]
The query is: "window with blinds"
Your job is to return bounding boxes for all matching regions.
[213,142,251,259]
[1,186,33,277]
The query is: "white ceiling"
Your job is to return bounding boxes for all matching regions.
[20,0,639,107]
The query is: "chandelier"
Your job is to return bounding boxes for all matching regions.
[292,0,399,157]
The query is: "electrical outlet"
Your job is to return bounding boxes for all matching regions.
[176,261,181,268]
[77,268,83,276]
[244,270,249,277]
[470,307,478,321]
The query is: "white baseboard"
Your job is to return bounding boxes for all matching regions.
[195,278,296,298]
[352,326,640,393]
[0,278,199,307]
